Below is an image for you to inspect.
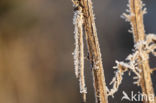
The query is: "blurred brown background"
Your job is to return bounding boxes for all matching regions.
[0,0,156,103]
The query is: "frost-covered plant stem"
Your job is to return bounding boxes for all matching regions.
[72,0,108,103]
[80,0,108,103]
[107,0,156,102]
[73,1,87,102]
[126,0,154,102]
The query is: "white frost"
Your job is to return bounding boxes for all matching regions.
[73,3,87,98]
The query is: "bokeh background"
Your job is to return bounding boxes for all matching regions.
[0,0,156,103]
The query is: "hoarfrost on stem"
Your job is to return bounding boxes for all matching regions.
[73,1,87,101]
[107,34,156,97]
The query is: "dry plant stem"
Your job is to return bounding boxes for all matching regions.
[129,0,154,102]
[80,0,108,103]
[79,24,86,102]
[151,68,156,73]
[73,1,87,101]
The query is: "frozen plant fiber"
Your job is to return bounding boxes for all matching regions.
[72,0,108,103]
[108,0,156,103]
[73,0,87,101]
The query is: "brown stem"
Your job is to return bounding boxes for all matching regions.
[80,0,108,103]
[129,0,155,103]
[150,68,156,74]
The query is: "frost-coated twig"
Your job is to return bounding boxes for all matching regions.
[122,0,147,42]
[107,0,156,103]
[73,0,87,101]
[80,0,108,103]
[108,34,156,97]
[107,61,128,97]
[72,0,108,102]
[151,68,156,74]
[126,1,155,103]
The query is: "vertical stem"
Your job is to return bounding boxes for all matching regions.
[73,3,87,101]
[80,0,108,103]
[129,0,145,42]
[79,23,87,101]
[129,0,155,102]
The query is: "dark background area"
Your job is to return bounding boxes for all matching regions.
[0,0,155,103]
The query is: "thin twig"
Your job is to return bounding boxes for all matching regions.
[73,0,87,101]
[80,0,108,102]
[150,68,156,74]
[126,0,155,103]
